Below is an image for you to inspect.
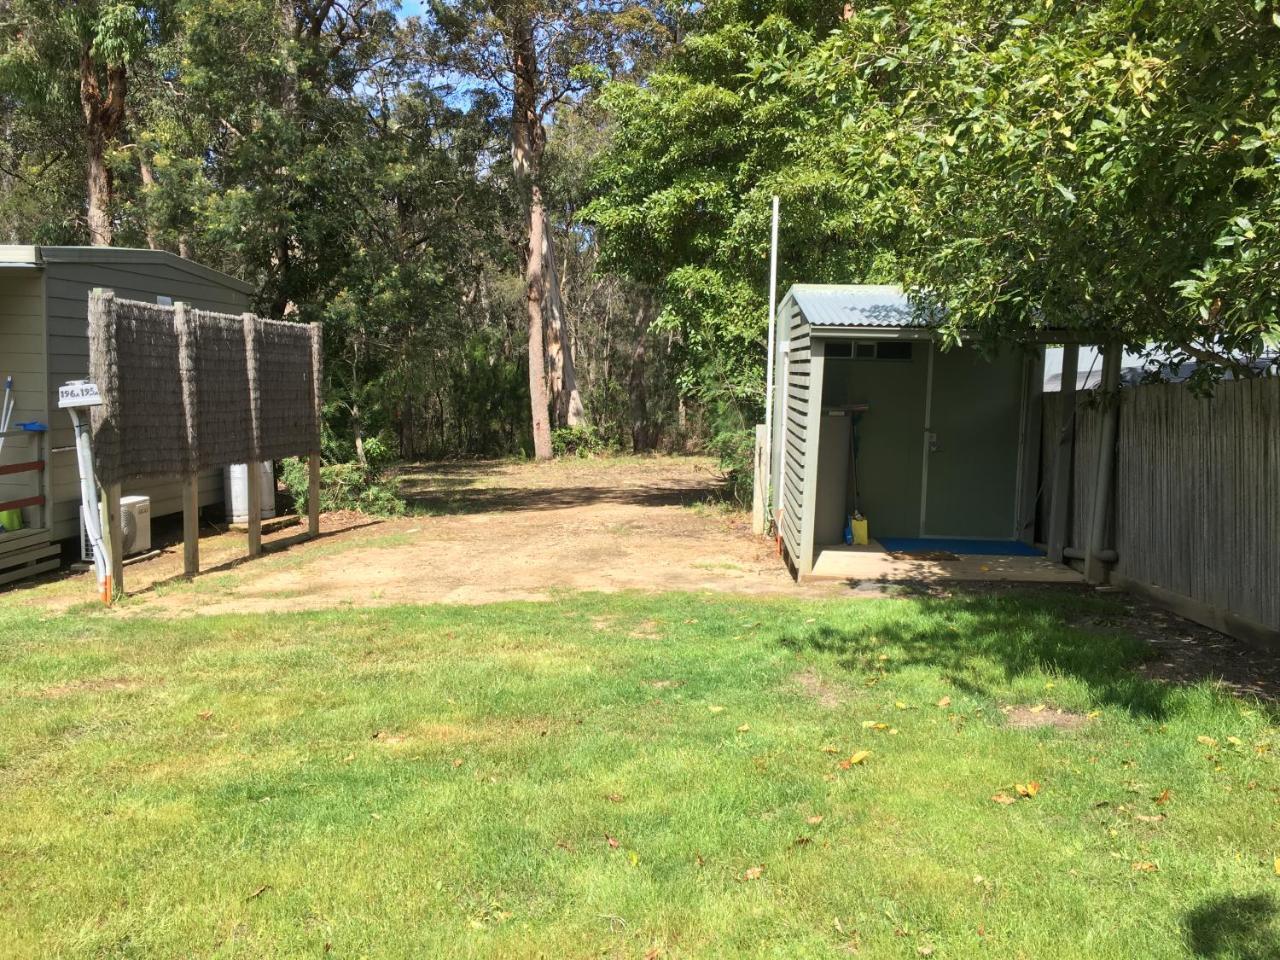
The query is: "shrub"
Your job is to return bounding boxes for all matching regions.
[551,424,615,458]
[279,458,406,517]
[706,427,755,507]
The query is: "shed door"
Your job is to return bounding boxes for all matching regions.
[922,347,1025,539]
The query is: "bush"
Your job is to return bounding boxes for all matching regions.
[279,458,406,517]
[707,427,755,507]
[551,424,615,458]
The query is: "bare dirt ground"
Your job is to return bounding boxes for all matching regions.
[15,457,848,616]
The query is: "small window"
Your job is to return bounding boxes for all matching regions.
[876,341,914,361]
[825,341,853,358]
[854,343,877,359]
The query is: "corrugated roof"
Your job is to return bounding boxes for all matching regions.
[785,284,934,329]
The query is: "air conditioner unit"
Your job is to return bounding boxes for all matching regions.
[120,496,151,556]
[79,495,152,560]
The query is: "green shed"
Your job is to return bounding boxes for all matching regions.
[768,285,1043,579]
[0,246,254,581]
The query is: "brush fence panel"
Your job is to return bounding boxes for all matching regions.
[89,290,321,483]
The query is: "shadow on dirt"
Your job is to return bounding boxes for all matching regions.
[398,460,732,515]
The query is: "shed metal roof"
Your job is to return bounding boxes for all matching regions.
[784,284,935,330]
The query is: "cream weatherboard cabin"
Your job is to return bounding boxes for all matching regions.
[0,246,254,583]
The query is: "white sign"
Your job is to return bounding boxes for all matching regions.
[58,380,103,409]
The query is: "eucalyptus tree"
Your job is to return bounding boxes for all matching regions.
[0,0,155,244]
[426,0,674,456]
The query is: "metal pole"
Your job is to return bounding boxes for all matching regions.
[763,196,780,515]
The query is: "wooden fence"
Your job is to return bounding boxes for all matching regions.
[1039,377,1279,634]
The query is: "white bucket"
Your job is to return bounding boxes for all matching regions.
[223,462,276,523]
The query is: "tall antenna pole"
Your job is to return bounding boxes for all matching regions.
[763,196,781,511]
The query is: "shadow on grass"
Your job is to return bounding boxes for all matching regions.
[779,590,1178,719]
[1185,894,1278,960]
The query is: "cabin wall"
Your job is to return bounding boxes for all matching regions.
[42,255,252,542]
[0,270,48,530]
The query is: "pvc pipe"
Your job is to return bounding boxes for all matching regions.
[763,195,780,516]
[67,405,111,602]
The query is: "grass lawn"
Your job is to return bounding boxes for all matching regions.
[2,589,1277,958]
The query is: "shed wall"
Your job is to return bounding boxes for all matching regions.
[779,299,809,566]
[43,257,252,541]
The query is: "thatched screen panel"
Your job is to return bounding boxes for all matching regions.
[189,309,256,472]
[89,290,321,484]
[256,318,321,463]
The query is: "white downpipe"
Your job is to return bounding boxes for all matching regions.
[67,406,111,601]
[763,196,781,514]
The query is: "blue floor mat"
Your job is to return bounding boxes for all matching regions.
[876,537,1044,557]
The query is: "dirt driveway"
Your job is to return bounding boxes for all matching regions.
[18,457,843,616]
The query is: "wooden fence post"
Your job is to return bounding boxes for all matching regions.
[104,481,123,600]
[182,475,200,577]
[751,423,768,535]
[309,321,323,540]
[1047,344,1079,563]
[1085,340,1122,584]
[308,453,320,538]
[246,463,263,558]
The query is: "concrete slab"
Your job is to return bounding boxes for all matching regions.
[808,541,1083,584]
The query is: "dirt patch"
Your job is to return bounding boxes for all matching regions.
[1003,705,1091,731]
[39,677,145,699]
[793,667,848,709]
[14,457,859,617]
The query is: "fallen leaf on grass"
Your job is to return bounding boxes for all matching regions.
[342,753,355,763]
[936,696,951,708]
[742,865,765,881]
[1132,861,1159,873]
[918,947,935,957]
[1016,781,1041,799]
[606,793,624,803]
[708,705,726,714]
[452,758,464,768]
[246,884,270,901]
[806,815,824,825]
[991,793,1017,806]
[1030,704,1047,714]
[861,720,889,731]
[737,723,751,733]
[197,710,213,721]
[794,836,812,846]
[820,744,840,754]
[1227,736,1243,747]
[1135,814,1166,823]
[1197,735,1218,747]
[605,835,620,849]
[1274,857,1279,876]
[1154,788,1171,805]
[895,701,908,709]
[839,750,871,769]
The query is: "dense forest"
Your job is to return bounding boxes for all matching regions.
[2,0,1277,479]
